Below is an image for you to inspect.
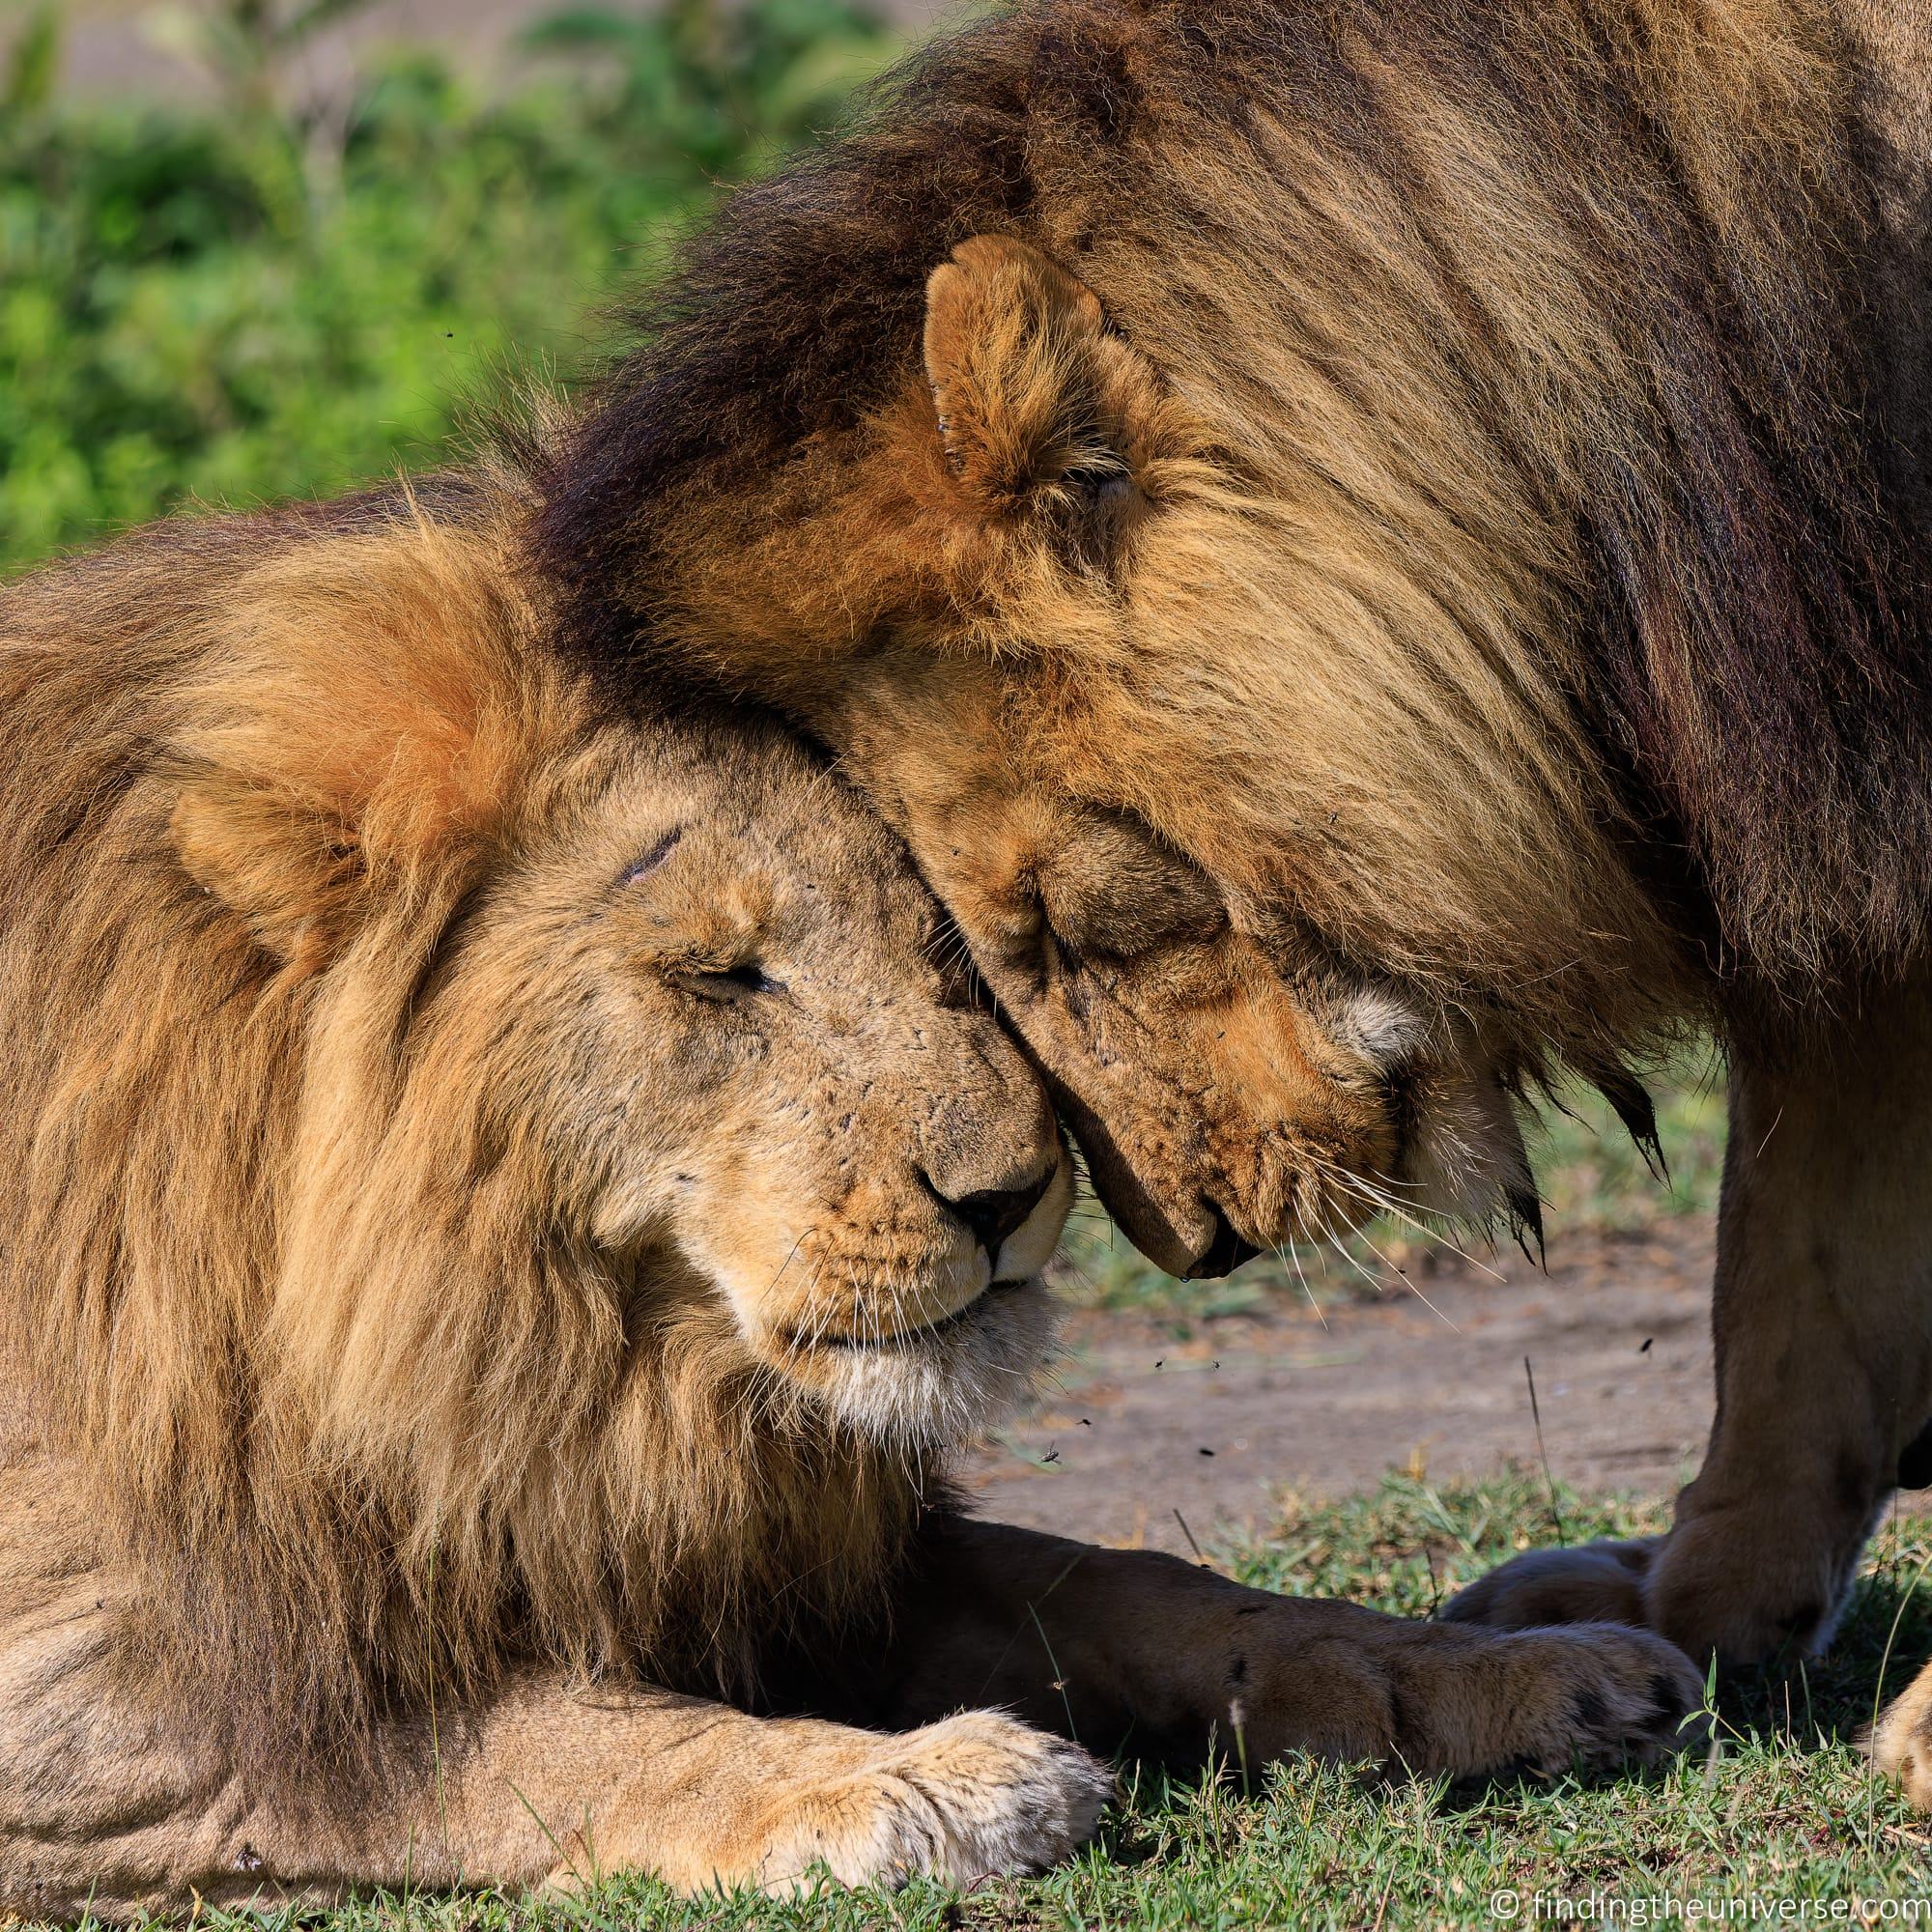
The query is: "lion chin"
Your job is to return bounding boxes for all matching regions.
[776,1275,1062,1446]
[724,1154,1074,1444]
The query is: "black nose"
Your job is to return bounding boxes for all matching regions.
[941,1170,1055,1257]
[1184,1206,1261,1281]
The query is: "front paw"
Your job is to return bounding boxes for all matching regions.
[1470,1623,1706,1779]
[1228,1598,1700,1783]
[1869,1659,1932,1810]
[1441,1538,1660,1633]
[757,1711,1110,1891]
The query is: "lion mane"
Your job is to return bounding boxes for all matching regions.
[0,473,918,1779]
[536,0,1932,1019]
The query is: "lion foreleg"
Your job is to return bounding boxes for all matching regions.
[1645,1011,1932,1661]
[1449,984,1932,1669]
[870,1517,1703,1781]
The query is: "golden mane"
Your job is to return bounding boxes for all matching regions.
[0,477,917,1777]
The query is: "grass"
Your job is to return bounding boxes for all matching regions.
[1055,1050,1730,1321]
[69,1472,1932,1932]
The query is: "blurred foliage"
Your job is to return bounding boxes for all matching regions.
[0,0,898,571]
[526,0,899,179]
[143,0,384,120]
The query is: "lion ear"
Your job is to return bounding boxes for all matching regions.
[922,235,1146,517]
[172,780,363,973]
[170,516,572,966]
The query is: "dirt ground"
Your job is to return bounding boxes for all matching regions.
[960,1217,1720,1558]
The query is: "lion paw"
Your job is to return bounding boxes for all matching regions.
[1869,1660,1932,1810]
[756,1711,1110,1891]
[1478,1623,1706,1779]
[1440,1538,1660,1634]
[1443,1522,1864,1666]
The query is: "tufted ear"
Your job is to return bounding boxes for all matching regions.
[923,235,1155,521]
[170,510,579,969]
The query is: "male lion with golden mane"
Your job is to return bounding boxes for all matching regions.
[0,466,1704,1916]
[531,0,1932,1784]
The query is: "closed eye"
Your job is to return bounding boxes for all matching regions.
[671,962,787,1002]
[621,827,683,885]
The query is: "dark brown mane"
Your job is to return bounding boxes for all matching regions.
[535,0,1932,997]
[529,3,1162,648]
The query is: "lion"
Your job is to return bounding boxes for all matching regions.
[528,0,1932,1783]
[0,465,1706,1918]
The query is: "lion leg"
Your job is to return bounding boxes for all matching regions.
[865,1517,1704,1781]
[0,1483,1106,1919]
[1447,988,1932,1666]
[2,1647,1107,1918]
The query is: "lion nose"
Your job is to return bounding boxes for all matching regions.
[937,1171,1055,1256]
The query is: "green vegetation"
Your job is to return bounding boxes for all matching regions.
[65,1474,1928,1931]
[0,0,899,570]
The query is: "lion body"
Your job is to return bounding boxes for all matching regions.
[0,479,941,1784]
[0,469,1120,1911]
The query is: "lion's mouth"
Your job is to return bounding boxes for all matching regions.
[787,1276,1032,1352]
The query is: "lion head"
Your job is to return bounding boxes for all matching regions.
[0,473,1067,1762]
[538,0,1924,1276]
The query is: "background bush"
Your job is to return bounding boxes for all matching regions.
[0,0,898,572]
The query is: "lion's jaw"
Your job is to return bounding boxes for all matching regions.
[932,884,1540,1277]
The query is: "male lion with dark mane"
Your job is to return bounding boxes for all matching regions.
[531,0,1932,1788]
[0,465,1704,1915]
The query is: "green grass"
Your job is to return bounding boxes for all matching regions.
[1056,1051,1730,1321]
[68,1473,1932,1932]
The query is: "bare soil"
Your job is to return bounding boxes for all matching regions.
[959,1217,1720,1557]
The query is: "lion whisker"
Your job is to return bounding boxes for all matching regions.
[1312,1152,1508,1287]
[1279,1237,1328,1329]
[1338,1208,1463,1335]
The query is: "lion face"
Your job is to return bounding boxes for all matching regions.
[424,721,1071,1441]
[164,519,1068,1455]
